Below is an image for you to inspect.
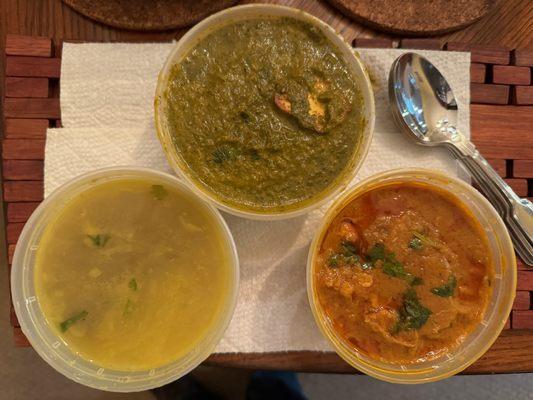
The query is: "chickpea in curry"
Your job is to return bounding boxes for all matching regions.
[314,182,493,364]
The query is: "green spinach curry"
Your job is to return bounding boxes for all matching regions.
[164,17,364,212]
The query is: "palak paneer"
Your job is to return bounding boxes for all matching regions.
[163,17,364,212]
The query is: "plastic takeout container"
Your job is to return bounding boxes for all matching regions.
[307,168,516,384]
[154,4,375,220]
[11,167,239,392]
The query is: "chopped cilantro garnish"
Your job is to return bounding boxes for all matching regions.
[366,243,421,285]
[431,275,457,297]
[408,236,423,250]
[328,253,341,267]
[367,244,405,277]
[382,257,407,278]
[151,184,168,200]
[393,289,431,333]
[341,241,358,256]
[129,278,137,291]
[327,241,362,268]
[87,234,110,247]
[60,310,88,333]
[328,253,359,268]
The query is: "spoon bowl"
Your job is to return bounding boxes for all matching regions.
[389,52,462,147]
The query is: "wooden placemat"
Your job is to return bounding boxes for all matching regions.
[2,35,533,348]
[61,0,238,31]
[325,0,497,36]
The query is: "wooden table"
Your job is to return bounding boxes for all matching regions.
[1,0,533,375]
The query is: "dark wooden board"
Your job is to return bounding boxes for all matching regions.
[325,0,496,36]
[61,0,238,31]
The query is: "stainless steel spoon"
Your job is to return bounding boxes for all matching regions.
[388,52,533,266]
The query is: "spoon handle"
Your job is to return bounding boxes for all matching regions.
[448,137,533,266]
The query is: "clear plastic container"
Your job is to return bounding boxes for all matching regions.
[154,4,375,220]
[11,167,240,392]
[307,168,516,384]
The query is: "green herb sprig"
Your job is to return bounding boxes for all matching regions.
[366,243,422,285]
[128,278,138,291]
[393,289,431,333]
[328,241,361,268]
[408,237,423,250]
[431,275,457,297]
[60,310,88,333]
[87,234,110,247]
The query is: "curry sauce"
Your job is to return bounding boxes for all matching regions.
[314,182,493,364]
[164,17,364,212]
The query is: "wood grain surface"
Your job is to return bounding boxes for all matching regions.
[60,0,239,31]
[1,0,533,375]
[206,330,533,374]
[324,0,497,36]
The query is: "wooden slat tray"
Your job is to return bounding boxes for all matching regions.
[2,35,533,372]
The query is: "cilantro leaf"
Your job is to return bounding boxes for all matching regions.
[87,234,110,247]
[382,257,407,278]
[366,243,386,264]
[128,278,138,291]
[393,289,431,333]
[367,243,421,286]
[408,237,423,250]
[431,276,457,297]
[327,241,362,269]
[328,253,341,267]
[151,184,168,200]
[328,253,360,268]
[60,310,88,333]
[341,241,358,256]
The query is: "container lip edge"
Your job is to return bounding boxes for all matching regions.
[306,167,517,383]
[153,3,376,220]
[11,165,240,392]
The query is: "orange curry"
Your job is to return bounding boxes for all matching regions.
[314,182,493,364]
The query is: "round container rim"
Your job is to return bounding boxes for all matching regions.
[11,166,240,392]
[306,167,517,384]
[154,3,376,220]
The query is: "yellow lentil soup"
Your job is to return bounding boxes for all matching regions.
[34,177,233,371]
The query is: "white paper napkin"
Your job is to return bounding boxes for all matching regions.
[46,43,470,353]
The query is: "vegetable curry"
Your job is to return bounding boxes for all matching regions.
[164,17,364,212]
[314,182,493,364]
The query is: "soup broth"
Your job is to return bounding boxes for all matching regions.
[35,178,232,371]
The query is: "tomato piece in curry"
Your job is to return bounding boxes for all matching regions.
[314,182,493,364]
